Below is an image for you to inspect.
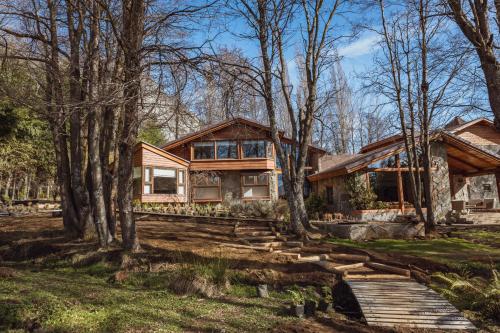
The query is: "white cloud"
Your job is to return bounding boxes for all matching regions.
[338,34,381,58]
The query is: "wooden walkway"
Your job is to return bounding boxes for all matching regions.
[347,280,476,330]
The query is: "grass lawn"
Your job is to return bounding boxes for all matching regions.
[0,261,296,333]
[327,231,500,273]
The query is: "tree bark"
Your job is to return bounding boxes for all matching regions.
[87,0,111,247]
[447,0,500,130]
[117,0,145,251]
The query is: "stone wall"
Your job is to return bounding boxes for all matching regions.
[430,142,452,222]
[469,174,498,205]
[315,175,351,213]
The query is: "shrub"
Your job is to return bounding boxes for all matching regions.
[432,269,500,321]
[345,173,377,210]
[305,194,326,219]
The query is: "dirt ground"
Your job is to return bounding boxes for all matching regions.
[0,214,489,333]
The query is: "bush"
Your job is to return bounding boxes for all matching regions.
[305,194,326,219]
[345,173,378,210]
[432,269,500,321]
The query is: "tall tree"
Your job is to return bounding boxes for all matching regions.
[227,0,346,236]
[446,0,500,130]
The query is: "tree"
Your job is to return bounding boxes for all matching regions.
[446,0,500,130]
[371,0,469,233]
[227,0,347,236]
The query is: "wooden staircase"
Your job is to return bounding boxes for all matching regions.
[233,221,303,252]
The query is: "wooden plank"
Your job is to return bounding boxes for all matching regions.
[375,323,476,329]
[329,253,370,262]
[365,262,410,277]
[333,262,365,271]
[346,274,410,280]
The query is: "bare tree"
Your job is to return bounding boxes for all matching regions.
[446,0,500,130]
[371,0,469,233]
[225,0,347,236]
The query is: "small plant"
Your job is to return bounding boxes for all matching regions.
[345,173,378,210]
[305,194,326,219]
[432,269,500,321]
[287,289,305,306]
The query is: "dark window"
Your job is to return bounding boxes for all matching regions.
[326,186,333,205]
[217,141,238,159]
[153,168,177,194]
[242,140,272,158]
[193,142,215,159]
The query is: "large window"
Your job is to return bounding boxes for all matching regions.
[242,140,272,158]
[242,173,270,199]
[139,167,186,195]
[193,142,215,159]
[153,168,177,194]
[217,141,238,159]
[192,173,221,201]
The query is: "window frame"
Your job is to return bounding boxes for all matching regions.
[192,141,216,160]
[241,140,273,159]
[241,172,271,200]
[141,166,187,196]
[192,173,222,202]
[216,140,239,160]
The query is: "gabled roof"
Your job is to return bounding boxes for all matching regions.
[308,130,500,181]
[359,117,495,154]
[135,141,190,167]
[309,141,407,181]
[161,117,326,153]
[445,117,493,133]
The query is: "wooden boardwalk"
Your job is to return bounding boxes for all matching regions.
[347,280,476,330]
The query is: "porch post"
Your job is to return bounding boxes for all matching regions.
[496,171,500,205]
[396,154,405,214]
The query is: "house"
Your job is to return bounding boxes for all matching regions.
[132,117,326,203]
[307,117,500,222]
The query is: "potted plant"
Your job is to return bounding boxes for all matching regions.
[287,290,305,318]
[318,286,333,312]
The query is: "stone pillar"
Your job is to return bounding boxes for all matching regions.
[430,142,452,222]
[269,170,278,201]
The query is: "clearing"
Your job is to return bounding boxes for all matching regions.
[0,215,498,332]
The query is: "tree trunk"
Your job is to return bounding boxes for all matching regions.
[66,0,94,240]
[117,0,144,251]
[87,0,111,247]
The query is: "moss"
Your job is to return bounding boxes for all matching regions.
[0,261,294,333]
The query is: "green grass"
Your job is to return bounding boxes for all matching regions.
[328,234,500,273]
[0,262,295,333]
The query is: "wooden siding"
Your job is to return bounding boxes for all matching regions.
[455,123,500,146]
[142,148,187,169]
[190,159,275,171]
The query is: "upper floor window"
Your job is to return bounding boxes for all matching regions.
[193,142,215,159]
[217,141,238,159]
[242,140,272,159]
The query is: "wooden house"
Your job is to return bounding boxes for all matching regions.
[132,117,326,203]
[307,117,500,222]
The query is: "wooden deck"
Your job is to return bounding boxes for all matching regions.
[347,280,476,330]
